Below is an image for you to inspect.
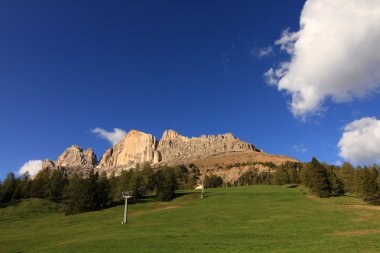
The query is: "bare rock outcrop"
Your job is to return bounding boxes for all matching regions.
[157,130,255,164]
[41,159,55,170]
[56,145,97,168]
[98,130,159,171]
[42,145,97,175]
[98,129,256,174]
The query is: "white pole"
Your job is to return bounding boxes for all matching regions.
[122,197,128,224]
[201,179,204,199]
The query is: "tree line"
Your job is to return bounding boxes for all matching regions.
[0,163,200,215]
[1,158,379,215]
[233,158,380,203]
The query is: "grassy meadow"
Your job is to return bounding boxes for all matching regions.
[0,185,379,253]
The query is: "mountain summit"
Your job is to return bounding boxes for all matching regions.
[97,129,257,174]
[41,129,296,180]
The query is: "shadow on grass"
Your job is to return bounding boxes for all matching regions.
[0,199,26,208]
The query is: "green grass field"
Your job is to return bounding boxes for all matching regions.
[1,185,380,253]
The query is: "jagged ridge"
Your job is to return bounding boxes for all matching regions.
[42,129,258,175]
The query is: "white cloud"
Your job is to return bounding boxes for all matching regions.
[338,117,380,165]
[18,160,42,177]
[251,46,274,58]
[92,127,126,145]
[266,0,380,118]
[275,28,298,54]
[293,144,308,154]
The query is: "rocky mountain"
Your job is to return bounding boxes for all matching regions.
[97,129,257,174]
[40,129,296,179]
[42,145,97,175]
[98,130,160,169]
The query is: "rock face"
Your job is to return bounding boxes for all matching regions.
[98,130,159,169]
[157,130,255,163]
[42,145,97,175]
[41,159,55,170]
[56,145,97,168]
[98,129,256,173]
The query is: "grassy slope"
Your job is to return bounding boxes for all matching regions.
[0,186,380,253]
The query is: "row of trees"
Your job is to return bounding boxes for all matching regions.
[0,163,201,215]
[234,161,302,186]
[1,158,379,214]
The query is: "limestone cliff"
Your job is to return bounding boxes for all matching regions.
[97,129,256,173]
[42,145,97,175]
[56,145,97,168]
[98,130,159,170]
[157,130,255,163]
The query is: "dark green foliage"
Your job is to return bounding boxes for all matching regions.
[324,165,344,196]
[236,169,260,186]
[13,173,32,200]
[155,167,177,201]
[234,169,273,186]
[0,173,17,204]
[140,163,155,194]
[336,162,355,194]
[30,168,51,198]
[303,158,331,198]
[47,169,67,202]
[353,168,378,199]
[64,173,89,215]
[63,170,111,215]
[97,172,111,208]
[225,161,277,169]
[282,162,302,184]
[204,174,224,188]
[272,168,290,186]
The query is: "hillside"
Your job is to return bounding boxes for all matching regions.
[186,150,298,182]
[1,186,380,253]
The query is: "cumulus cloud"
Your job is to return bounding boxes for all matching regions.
[338,117,380,165]
[251,46,274,58]
[266,0,380,118]
[18,160,43,177]
[92,127,126,145]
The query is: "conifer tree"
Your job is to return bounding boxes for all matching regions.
[155,167,177,201]
[30,168,51,198]
[64,173,89,215]
[0,173,17,204]
[48,169,67,202]
[337,162,355,194]
[325,165,344,196]
[306,158,331,197]
[353,168,378,199]
[97,171,111,208]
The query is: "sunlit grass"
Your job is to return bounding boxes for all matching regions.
[1,185,379,253]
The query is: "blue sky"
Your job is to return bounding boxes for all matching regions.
[1,0,380,179]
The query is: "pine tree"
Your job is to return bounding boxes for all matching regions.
[30,168,51,198]
[155,167,177,201]
[353,168,378,199]
[97,171,111,209]
[306,158,331,197]
[64,173,89,215]
[325,165,344,196]
[86,169,100,210]
[48,169,67,202]
[337,162,355,194]
[12,173,31,200]
[140,163,155,194]
[108,172,119,201]
[0,173,17,204]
